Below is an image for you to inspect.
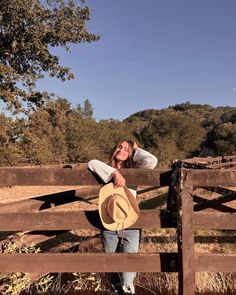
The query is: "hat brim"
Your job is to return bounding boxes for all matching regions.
[98,183,140,231]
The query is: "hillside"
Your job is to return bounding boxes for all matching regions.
[1,101,236,167]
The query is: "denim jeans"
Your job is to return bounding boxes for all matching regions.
[101,229,140,286]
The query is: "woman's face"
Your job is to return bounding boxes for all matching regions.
[114,141,130,162]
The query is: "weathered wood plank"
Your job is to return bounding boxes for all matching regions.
[0,190,77,212]
[0,167,171,186]
[193,193,236,212]
[193,212,236,229]
[193,194,235,212]
[182,156,223,165]
[188,169,236,187]
[195,254,236,272]
[182,156,236,167]
[202,186,236,195]
[0,187,100,212]
[0,209,173,231]
[0,253,177,273]
[207,161,236,169]
[176,169,195,295]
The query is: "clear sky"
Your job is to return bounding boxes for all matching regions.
[38,0,236,121]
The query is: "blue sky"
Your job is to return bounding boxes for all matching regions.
[38,0,236,120]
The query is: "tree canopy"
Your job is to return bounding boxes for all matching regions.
[1,101,236,167]
[0,0,99,113]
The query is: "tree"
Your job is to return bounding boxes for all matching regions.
[201,108,236,156]
[204,122,236,156]
[139,110,206,165]
[0,0,100,113]
[0,113,24,166]
[20,108,55,164]
[76,99,94,119]
[19,98,74,164]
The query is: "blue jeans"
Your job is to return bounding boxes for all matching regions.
[101,229,140,286]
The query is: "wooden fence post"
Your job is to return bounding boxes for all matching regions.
[176,168,195,295]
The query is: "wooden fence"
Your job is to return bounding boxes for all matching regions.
[0,163,236,295]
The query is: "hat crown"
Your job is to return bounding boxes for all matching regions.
[107,194,130,223]
[98,183,140,231]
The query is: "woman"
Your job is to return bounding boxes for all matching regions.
[88,140,158,295]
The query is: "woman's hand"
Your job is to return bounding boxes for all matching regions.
[113,170,126,187]
[133,141,138,150]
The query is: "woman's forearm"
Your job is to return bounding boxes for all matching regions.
[133,147,158,169]
[87,159,116,183]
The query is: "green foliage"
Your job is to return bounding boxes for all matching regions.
[205,122,236,156]
[221,109,236,123]
[66,112,100,162]
[138,110,206,165]
[1,101,236,166]
[76,99,94,119]
[0,0,99,113]
[200,109,236,156]
[20,108,55,164]
[169,101,213,112]
[0,114,24,166]
[20,98,76,164]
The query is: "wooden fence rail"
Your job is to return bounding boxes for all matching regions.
[0,165,236,295]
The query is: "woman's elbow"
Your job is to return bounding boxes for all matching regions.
[87,159,98,170]
[149,157,158,169]
[153,157,158,168]
[142,157,158,169]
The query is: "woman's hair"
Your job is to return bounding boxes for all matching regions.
[109,139,136,168]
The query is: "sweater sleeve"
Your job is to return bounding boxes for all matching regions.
[87,159,116,183]
[133,147,158,169]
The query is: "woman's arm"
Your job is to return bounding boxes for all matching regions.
[133,147,158,169]
[88,160,126,187]
[87,160,116,183]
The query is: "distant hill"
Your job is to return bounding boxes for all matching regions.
[124,102,236,166]
[1,101,236,167]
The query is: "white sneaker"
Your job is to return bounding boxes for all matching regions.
[122,283,135,294]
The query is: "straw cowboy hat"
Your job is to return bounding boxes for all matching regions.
[98,183,140,231]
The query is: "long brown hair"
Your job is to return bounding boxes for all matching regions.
[109,140,135,168]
